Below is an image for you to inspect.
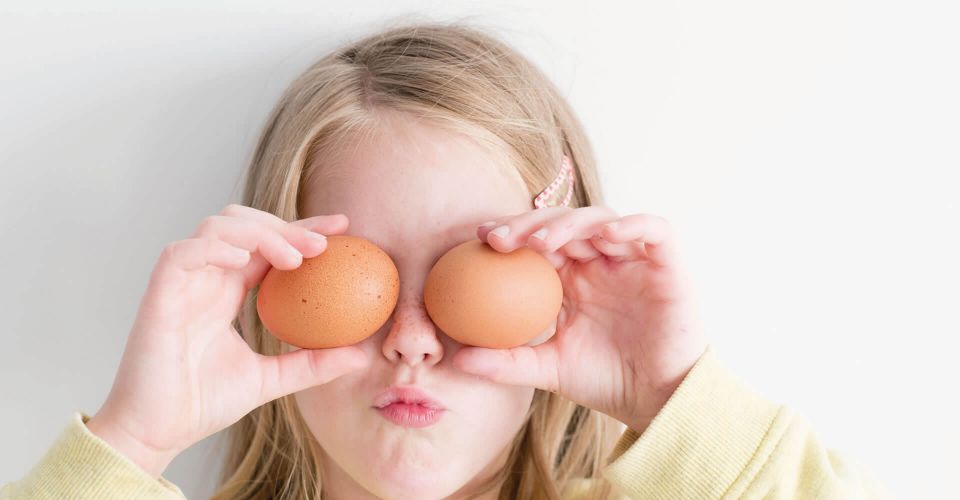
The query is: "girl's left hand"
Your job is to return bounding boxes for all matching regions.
[452,205,709,433]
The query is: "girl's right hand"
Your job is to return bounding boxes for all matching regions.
[85,204,369,478]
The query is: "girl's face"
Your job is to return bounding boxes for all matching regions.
[294,111,552,499]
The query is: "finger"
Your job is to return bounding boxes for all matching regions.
[197,214,334,259]
[540,249,568,269]
[256,346,369,405]
[154,238,251,282]
[220,203,350,252]
[589,234,650,262]
[193,216,315,291]
[452,343,560,393]
[193,215,316,271]
[290,213,350,236]
[477,207,571,252]
[516,242,568,269]
[523,205,621,253]
[557,239,603,262]
[600,214,678,267]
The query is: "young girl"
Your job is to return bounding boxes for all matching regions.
[2,22,889,500]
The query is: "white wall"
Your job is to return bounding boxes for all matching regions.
[2,1,957,497]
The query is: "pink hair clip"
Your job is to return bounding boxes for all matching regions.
[533,155,576,209]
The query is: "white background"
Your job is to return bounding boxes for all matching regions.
[2,1,957,498]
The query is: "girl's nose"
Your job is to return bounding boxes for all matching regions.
[380,298,443,367]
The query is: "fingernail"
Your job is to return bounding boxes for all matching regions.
[479,221,497,229]
[307,231,326,242]
[490,225,511,239]
[530,227,548,240]
[605,222,620,231]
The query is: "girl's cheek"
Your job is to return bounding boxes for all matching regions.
[293,388,325,421]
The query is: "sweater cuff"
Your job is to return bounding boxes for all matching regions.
[601,346,784,498]
[5,412,185,499]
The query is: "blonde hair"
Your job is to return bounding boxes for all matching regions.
[212,20,621,500]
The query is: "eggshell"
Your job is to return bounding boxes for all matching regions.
[256,234,399,349]
[423,239,563,349]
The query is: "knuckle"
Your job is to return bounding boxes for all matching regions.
[159,239,187,262]
[280,220,301,237]
[272,228,295,247]
[221,203,244,216]
[196,215,219,234]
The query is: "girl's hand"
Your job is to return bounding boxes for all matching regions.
[452,206,708,434]
[86,204,369,478]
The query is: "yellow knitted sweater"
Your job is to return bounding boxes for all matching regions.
[0,348,891,499]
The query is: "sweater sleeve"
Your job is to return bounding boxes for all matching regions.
[600,347,893,499]
[0,412,186,500]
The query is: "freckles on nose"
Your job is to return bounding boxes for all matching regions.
[392,294,431,323]
[381,300,445,363]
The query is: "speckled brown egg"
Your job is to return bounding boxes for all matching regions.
[424,239,563,349]
[256,234,399,349]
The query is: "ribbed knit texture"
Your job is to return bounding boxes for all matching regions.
[0,413,184,499]
[596,347,892,499]
[1,347,890,499]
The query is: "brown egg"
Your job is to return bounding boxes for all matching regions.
[424,239,563,349]
[256,235,400,349]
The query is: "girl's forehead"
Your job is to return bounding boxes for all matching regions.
[301,123,531,249]
[304,160,525,218]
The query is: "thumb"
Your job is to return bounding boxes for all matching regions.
[452,344,560,393]
[256,346,369,404]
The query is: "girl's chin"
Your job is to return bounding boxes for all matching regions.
[364,470,463,499]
